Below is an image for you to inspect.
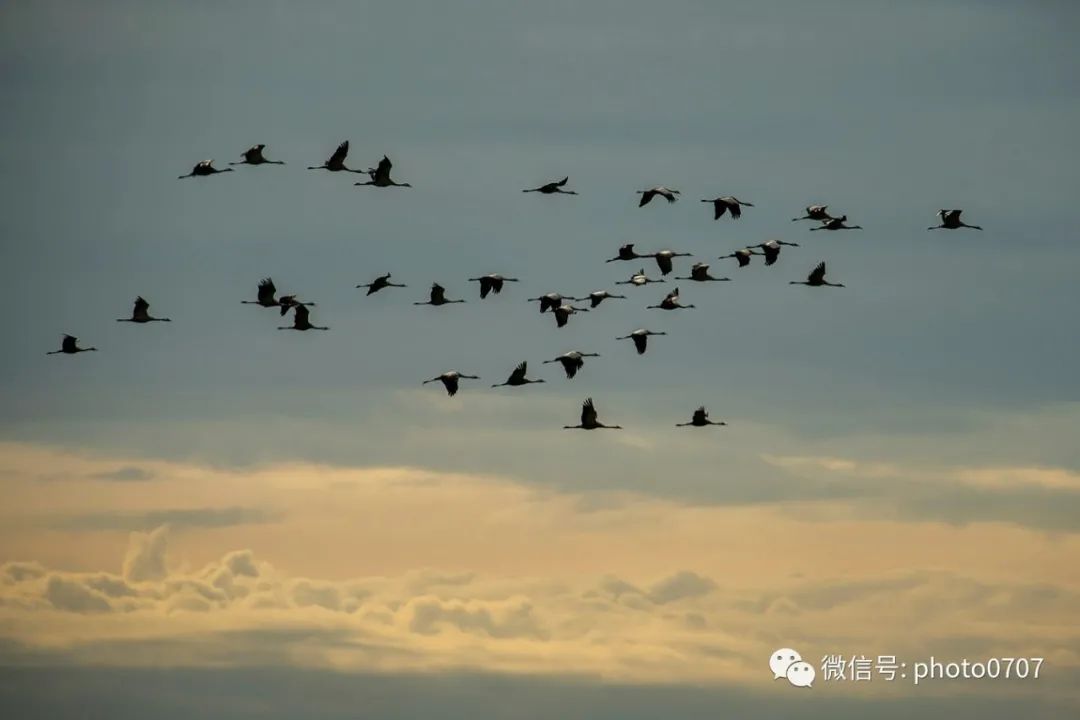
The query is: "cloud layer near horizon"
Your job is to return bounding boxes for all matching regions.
[0,441,1077,701]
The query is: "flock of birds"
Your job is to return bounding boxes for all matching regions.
[50,141,985,431]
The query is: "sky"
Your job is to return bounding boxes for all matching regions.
[1,0,1079,717]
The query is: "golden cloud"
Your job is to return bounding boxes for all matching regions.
[0,441,1077,701]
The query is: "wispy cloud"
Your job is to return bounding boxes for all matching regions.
[762,453,1080,531]
[88,466,155,483]
[45,506,279,533]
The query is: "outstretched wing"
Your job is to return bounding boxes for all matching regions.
[509,361,528,383]
[809,262,826,284]
[373,155,392,181]
[692,407,708,424]
[293,304,311,324]
[257,277,276,303]
[581,398,598,426]
[444,375,459,396]
[638,190,654,207]
[329,141,350,166]
[62,334,77,351]
[555,176,568,187]
[728,201,742,219]
[431,283,446,302]
[632,334,647,354]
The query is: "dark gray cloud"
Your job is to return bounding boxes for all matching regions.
[884,483,1080,533]
[1,0,1079,474]
[0,665,1073,720]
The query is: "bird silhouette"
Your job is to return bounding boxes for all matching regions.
[790,261,845,288]
[617,329,667,355]
[701,196,753,220]
[929,209,982,231]
[415,283,465,306]
[357,273,406,296]
[241,278,314,313]
[636,186,679,207]
[308,141,364,173]
[116,296,171,323]
[230,144,284,166]
[492,361,546,388]
[647,287,695,310]
[718,248,763,267]
[278,304,328,330]
[616,268,665,287]
[584,290,627,308]
[47,334,97,355]
[523,176,577,195]
[469,274,519,299]
[543,351,600,379]
[675,262,730,282]
[810,215,862,231]
[178,160,233,179]
[755,240,800,266]
[423,371,479,397]
[792,205,833,222]
[676,407,727,427]
[563,398,622,430]
[605,243,647,263]
[528,292,579,313]
[355,155,412,188]
[553,303,589,328]
[651,250,692,276]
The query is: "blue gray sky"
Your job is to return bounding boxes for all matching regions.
[1,1,1079,717]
